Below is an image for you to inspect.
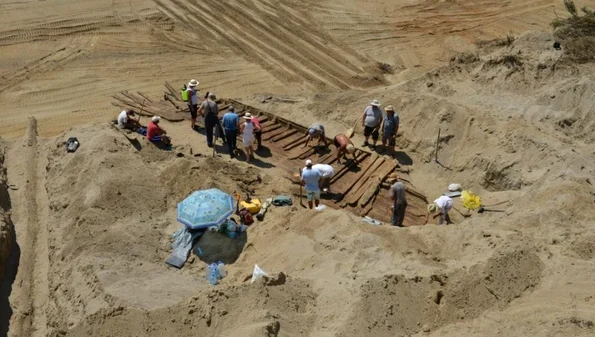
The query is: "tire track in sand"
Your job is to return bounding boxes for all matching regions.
[6,118,51,337]
[154,0,382,90]
[0,12,173,47]
[0,45,88,95]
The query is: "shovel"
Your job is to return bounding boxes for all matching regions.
[453,207,472,218]
[477,206,505,214]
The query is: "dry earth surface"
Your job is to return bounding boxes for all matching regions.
[1,0,595,337]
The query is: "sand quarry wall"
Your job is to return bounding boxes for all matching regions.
[0,144,14,282]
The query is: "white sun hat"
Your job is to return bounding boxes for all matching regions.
[370,99,380,106]
[188,79,199,87]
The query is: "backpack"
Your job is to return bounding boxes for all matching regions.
[238,208,254,226]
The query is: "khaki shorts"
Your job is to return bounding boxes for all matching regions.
[306,189,321,201]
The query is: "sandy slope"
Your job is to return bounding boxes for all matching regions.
[2,0,595,336]
[0,0,570,139]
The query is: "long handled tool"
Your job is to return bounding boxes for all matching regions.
[435,128,441,163]
[453,206,472,218]
[299,168,303,207]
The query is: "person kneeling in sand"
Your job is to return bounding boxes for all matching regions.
[117,109,140,130]
[146,116,171,145]
[333,134,357,164]
[424,195,453,225]
[240,113,261,161]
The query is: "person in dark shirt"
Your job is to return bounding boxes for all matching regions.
[222,106,240,158]
[381,105,399,153]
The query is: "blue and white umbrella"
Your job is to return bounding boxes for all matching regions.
[177,188,235,229]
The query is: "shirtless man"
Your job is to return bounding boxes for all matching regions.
[333,134,357,164]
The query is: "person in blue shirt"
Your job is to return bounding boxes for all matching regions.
[222,106,240,158]
[300,159,322,209]
[381,105,399,153]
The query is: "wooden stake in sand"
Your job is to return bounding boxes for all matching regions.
[435,128,441,163]
[299,168,303,207]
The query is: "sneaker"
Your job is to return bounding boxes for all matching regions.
[362,141,369,147]
[370,145,376,151]
[207,143,213,148]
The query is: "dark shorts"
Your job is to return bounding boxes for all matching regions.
[188,104,198,119]
[383,133,395,146]
[364,126,379,140]
[333,136,340,148]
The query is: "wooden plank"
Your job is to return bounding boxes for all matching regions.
[329,152,369,186]
[359,162,397,208]
[281,135,307,149]
[272,129,298,142]
[288,146,317,160]
[137,92,153,103]
[342,158,385,206]
[263,127,290,141]
[338,157,381,206]
[260,124,283,135]
[164,81,178,97]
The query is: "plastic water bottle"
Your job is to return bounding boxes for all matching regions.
[205,264,212,280]
[209,269,218,285]
[205,263,219,280]
[217,261,226,278]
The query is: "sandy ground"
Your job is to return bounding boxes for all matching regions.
[2,0,595,336]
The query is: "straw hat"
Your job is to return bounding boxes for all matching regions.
[384,105,394,112]
[346,144,355,154]
[188,79,199,87]
[243,112,253,120]
[305,159,313,167]
[427,203,438,214]
[370,99,380,107]
[152,116,161,123]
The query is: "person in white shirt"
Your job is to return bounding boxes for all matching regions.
[240,113,261,162]
[186,79,199,130]
[425,195,453,225]
[311,163,334,192]
[117,109,139,130]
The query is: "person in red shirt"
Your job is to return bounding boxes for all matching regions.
[251,115,263,150]
[146,116,171,145]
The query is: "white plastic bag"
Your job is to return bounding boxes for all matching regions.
[448,183,462,192]
[251,264,269,283]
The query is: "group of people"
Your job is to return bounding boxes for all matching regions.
[300,159,335,209]
[185,79,264,161]
[117,108,171,145]
[362,99,400,153]
[221,107,262,161]
[118,88,454,227]
[389,178,454,227]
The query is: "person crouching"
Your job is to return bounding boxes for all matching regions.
[146,116,171,145]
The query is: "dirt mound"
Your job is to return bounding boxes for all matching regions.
[63,273,317,337]
[339,249,543,336]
